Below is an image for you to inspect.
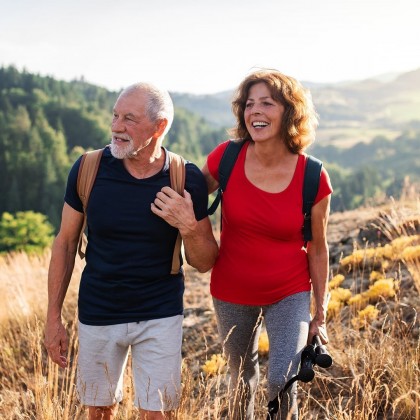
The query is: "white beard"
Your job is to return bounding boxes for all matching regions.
[110,139,136,159]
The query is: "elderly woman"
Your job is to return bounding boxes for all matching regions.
[202,69,332,419]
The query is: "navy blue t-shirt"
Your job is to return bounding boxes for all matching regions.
[65,146,208,325]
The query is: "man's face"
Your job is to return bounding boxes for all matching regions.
[110,91,158,159]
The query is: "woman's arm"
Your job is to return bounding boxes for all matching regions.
[201,162,219,194]
[307,194,331,344]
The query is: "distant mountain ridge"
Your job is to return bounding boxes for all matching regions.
[171,68,420,147]
[171,91,234,128]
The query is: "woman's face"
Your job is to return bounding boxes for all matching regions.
[244,82,285,144]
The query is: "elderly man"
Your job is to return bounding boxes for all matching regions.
[44,83,218,420]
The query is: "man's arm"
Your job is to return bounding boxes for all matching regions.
[151,188,218,273]
[44,203,84,368]
[307,194,331,345]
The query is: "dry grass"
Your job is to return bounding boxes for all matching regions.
[0,198,419,419]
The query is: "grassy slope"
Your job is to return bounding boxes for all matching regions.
[0,198,419,419]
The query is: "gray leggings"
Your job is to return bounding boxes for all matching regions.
[213,291,311,420]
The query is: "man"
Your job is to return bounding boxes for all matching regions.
[44,83,218,420]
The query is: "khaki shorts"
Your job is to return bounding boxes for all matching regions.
[77,315,183,410]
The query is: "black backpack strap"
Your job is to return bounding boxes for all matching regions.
[302,155,323,243]
[208,140,245,215]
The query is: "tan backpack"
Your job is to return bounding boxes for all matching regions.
[76,148,186,275]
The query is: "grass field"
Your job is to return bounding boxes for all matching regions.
[0,198,419,419]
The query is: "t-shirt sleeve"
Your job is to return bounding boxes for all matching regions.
[314,166,333,205]
[185,162,209,222]
[64,156,84,213]
[206,140,230,181]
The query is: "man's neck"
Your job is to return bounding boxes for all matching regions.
[122,145,165,179]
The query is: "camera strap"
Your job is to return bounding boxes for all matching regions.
[266,335,332,419]
[266,375,299,419]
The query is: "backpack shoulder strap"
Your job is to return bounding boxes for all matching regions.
[208,139,245,215]
[167,151,186,274]
[76,148,104,259]
[302,155,323,243]
[167,151,186,197]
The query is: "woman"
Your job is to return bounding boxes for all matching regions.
[202,69,332,419]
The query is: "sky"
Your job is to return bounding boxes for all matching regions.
[1,0,419,94]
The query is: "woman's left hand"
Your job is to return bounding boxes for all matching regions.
[308,317,328,345]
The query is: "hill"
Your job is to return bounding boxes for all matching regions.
[171,91,234,129]
[172,68,420,147]
[0,66,225,227]
[313,68,420,146]
[0,65,419,229]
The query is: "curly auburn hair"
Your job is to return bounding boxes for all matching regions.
[230,69,319,154]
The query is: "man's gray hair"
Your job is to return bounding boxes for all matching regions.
[122,82,174,137]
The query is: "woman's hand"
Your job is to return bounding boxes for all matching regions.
[308,316,328,345]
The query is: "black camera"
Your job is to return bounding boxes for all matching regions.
[266,335,333,419]
[298,335,333,382]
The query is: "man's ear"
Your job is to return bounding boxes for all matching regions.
[154,119,168,139]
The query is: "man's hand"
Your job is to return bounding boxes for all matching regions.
[44,319,69,368]
[151,187,197,235]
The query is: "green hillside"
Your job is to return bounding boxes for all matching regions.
[310,132,420,210]
[0,65,418,230]
[0,66,221,227]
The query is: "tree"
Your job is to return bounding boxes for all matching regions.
[0,211,55,254]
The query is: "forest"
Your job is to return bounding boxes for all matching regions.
[0,65,419,233]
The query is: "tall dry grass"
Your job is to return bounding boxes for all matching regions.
[0,198,419,419]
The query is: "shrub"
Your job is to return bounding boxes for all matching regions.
[0,211,54,254]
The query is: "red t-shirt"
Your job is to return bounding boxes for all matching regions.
[207,140,333,305]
